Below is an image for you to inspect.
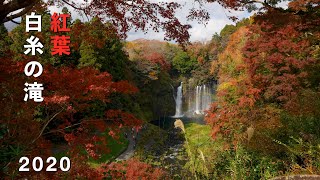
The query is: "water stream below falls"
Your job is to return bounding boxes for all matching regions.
[149,116,203,177]
[145,81,215,177]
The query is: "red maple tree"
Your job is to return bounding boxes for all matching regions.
[205,5,320,146]
[0,56,143,178]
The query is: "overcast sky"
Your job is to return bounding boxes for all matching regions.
[126,1,251,42]
[4,1,288,43]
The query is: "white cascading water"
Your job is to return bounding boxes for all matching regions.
[195,85,201,114]
[193,84,212,115]
[173,82,183,117]
[202,85,206,111]
[171,82,213,117]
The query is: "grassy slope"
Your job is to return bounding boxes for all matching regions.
[184,123,223,178]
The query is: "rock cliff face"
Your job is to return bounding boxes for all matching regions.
[146,73,176,118]
[128,71,176,121]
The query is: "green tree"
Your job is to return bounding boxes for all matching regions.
[77,18,128,81]
[9,8,62,64]
[79,42,99,69]
[220,24,237,38]
[172,51,197,75]
[0,24,12,57]
[9,20,26,61]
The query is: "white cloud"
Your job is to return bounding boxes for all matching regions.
[127,1,251,42]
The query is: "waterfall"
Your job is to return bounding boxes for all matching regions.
[195,86,201,114]
[188,88,192,114]
[172,82,183,118]
[193,84,213,115]
[171,82,214,117]
[202,85,206,111]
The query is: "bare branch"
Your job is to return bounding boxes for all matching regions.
[60,0,84,11]
[10,19,20,24]
[3,4,35,23]
[240,0,271,7]
[43,122,83,135]
[31,107,65,144]
[60,0,89,21]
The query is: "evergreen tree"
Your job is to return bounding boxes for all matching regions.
[0,24,12,57]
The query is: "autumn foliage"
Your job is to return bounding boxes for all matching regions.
[0,55,143,178]
[206,2,320,161]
